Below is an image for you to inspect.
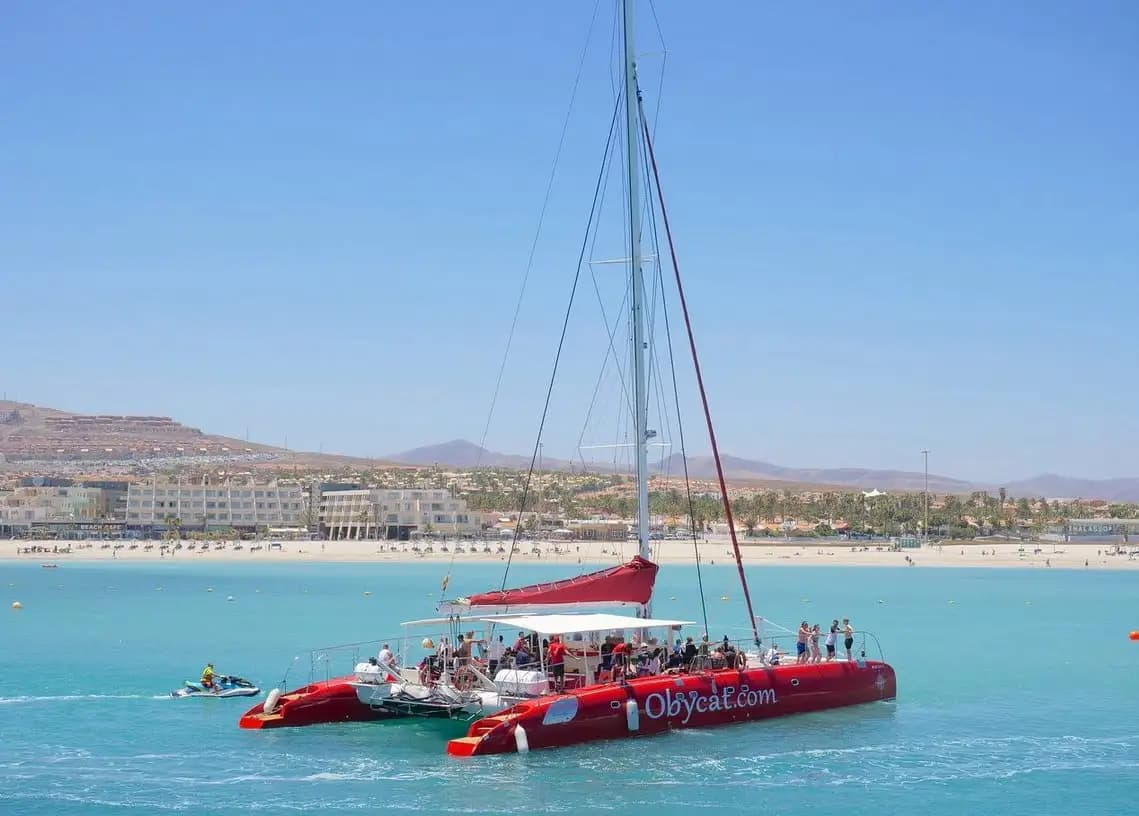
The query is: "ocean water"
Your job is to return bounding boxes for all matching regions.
[1,559,1136,815]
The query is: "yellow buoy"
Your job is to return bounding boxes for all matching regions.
[12,601,22,610]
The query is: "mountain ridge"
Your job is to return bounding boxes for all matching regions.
[387,439,1139,501]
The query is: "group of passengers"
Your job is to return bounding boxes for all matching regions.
[795,618,855,664]
[415,625,807,690]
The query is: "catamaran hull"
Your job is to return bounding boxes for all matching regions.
[447,659,896,756]
[239,675,398,729]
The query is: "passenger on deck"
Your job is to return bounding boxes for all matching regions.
[418,639,438,686]
[488,635,505,676]
[809,625,822,663]
[721,636,737,668]
[515,643,532,669]
[843,618,855,661]
[600,636,614,670]
[647,648,662,675]
[377,644,396,667]
[826,621,839,661]
[548,636,567,692]
[683,637,698,666]
[455,635,471,671]
[797,621,811,664]
[612,638,630,677]
[764,645,780,665]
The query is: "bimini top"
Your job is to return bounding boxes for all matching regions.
[439,556,659,615]
[490,612,692,637]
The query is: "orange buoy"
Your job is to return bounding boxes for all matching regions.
[1130,631,1139,641]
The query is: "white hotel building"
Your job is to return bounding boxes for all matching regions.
[319,488,478,540]
[125,480,305,531]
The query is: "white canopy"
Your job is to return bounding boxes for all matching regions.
[489,612,693,636]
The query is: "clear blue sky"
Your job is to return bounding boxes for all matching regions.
[2,1,1136,482]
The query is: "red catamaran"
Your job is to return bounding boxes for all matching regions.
[447,0,896,757]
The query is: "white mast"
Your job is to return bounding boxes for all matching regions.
[622,0,652,614]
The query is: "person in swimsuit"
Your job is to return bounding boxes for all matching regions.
[810,624,822,663]
[796,621,810,664]
[843,618,855,660]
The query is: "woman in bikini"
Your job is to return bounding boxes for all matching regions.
[809,624,822,663]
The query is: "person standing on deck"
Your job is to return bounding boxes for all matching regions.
[810,625,822,664]
[826,621,838,661]
[843,618,855,660]
[682,637,698,666]
[548,636,567,692]
[487,635,505,676]
[797,622,811,664]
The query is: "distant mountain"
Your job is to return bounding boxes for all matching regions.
[654,453,975,493]
[1002,474,1139,503]
[389,439,1139,501]
[0,399,385,470]
[0,399,279,462]
[387,439,572,470]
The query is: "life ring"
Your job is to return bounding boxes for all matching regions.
[263,687,282,715]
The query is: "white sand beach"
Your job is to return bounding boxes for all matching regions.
[7,536,1138,571]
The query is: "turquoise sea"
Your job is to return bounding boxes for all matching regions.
[1,559,1136,815]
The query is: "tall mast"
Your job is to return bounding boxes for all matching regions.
[623,0,652,609]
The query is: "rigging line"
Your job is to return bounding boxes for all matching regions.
[584,110,635,420]
[471,0,603,470]
[453,0,602,605]
[500,94,623,593]
[646,0,668,140]
[577,89,630,470]
[575,285,631,467]
[641,103,759,648]
[636,122,677,493]
[640,137,674,467]
[651,180,710,641]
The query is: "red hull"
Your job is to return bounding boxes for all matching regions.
[239,675,394,729]
[448,660,896,756]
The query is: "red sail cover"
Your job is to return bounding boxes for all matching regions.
[467,556,658,608]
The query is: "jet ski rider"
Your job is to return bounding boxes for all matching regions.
[201,663,216,690]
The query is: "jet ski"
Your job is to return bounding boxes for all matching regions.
[172,675,261,698]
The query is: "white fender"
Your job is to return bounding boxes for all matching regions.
[513,724,530,753]
[625,699,639,732]
[263,687,282,715]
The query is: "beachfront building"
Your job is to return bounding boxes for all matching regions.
[124,479,304,533]
[0,485,112,523]
[0,485,125,538]
[319,488,479,540]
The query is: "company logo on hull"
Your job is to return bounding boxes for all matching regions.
[642,685,777,725]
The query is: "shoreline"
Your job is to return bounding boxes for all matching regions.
[5,538,1137,571]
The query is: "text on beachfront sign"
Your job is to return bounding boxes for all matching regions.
[642,685,777,725]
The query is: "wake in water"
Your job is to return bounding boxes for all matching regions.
[0,694,167,705]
